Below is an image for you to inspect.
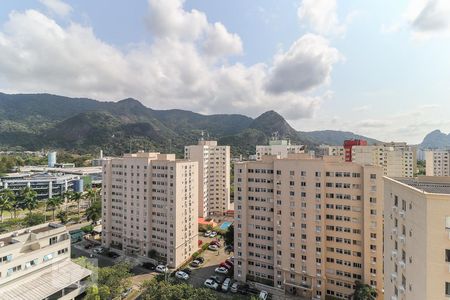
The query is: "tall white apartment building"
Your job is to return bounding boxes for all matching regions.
[352,143,417,177]
[0,223,91,300]
[102,152,198,269]
[256,139,305,160]
[234,154,384,299]
[425,149,450,176]
[384,176,450,300]
[184,140,230,217]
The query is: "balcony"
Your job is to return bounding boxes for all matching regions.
[391,250,397,258]
[399,210,405,218]
[390,273,397,280]
[399,260,406,269]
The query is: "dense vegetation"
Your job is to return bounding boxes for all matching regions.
[0,93,379,157]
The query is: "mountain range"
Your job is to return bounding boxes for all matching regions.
[0,93,381,156]
[420,130,450,149]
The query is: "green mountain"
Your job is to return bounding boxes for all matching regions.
[0,93,380,156]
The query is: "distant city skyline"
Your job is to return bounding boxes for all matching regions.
[0,0,449,143]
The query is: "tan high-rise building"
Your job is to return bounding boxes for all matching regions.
[0,223,91,300]
[234,154,383,299]
[319,145,345,158]
[384,176,450,300]
[256,139,306,160]
[185,140,230,217]
[101,152,198,269]
[352,142,417,177]
[425,149,450,176]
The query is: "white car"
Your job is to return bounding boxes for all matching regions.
[215,267,229,274]
[208,244,219,251]
[209,231,217,237]
[204,279,219,290]
[259,290,269,300]
[93,247,104,254]
[175,271,189,280]
[156,265,168,273]
[222,278,231,292]
[230,282,239,293]
[204,230,211,237]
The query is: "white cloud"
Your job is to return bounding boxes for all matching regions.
[265,34,341,94]
[298,0,346,36]
[408,0,450,39]
[39,0,72,17]
[0,0,341,120]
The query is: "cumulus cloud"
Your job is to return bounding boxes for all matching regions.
[39,0,72,17]
[265,34,341,94]
[0,0,341,120]
[298,0,345,36]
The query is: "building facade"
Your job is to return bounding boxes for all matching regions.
[0,173,81,200]
[256,139,305,161]
[352,143,417,177]
[318,145,345,158]
[344,139,368,162]
[384,176,450,300]
[184,140,230,217]
[102,152,198,268]
[234,154,383,299]
[425,149,450,176]
[0,223,91,300]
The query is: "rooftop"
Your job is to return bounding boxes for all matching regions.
[395,176,450,195]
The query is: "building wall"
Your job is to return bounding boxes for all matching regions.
[102,152,198,268]
[234,155,384,299]
[185,141,230,217]
[384,177,450,300]
[256,142,305,160]
[425,150,450,176]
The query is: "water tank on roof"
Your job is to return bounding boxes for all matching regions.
[73,179,84,193]
[48,152,57,167]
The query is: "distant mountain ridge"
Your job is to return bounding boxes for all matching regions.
[420,130,450,149]
[0,93,380,156]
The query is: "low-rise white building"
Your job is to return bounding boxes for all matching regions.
[256,139,305,160]
[0,223,91,300]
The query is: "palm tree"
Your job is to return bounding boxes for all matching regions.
[20,187,38,216]
[47,196,63,221]
[9,193,21,219]
[352,281,377,300]
[84,188,98,207]
[85,200,101,224]
[70,191,83,219]
[0,190,13,223]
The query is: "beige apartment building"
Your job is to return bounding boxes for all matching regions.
[384,176,450,300]
[102,152,198,268]
[234,154,383,299]
[319,145,345,157]
[0,223,91,300]
[256,139,306,160]
[352,142,417,177]
[185,140,230,217]
[425,149,450,176]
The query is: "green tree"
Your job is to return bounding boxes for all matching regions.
[47,196,63,221]
[0,188,14,222]
[140,279,217,300]
[224,224,234,246]
[96,262,132,299]
[85,200,101,224]
[57,210,68,224]
[20,187,38,216]
[84,188,100,207]
[352,281,377,300]
[70,191,83,218]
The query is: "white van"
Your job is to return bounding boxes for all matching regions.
[222,277,231,292]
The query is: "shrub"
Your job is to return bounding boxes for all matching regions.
[24,213,46,226]
[201,242,210,251]
[192,251,199,259]
[81,224,94,233]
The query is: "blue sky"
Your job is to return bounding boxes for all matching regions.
[0,0,450,143]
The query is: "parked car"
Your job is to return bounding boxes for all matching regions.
[230,282,239,293]
[209,231,217,238]
[224,245,233,252]
[204,230,211,237]
[215,267,229,274]
[238,284,250,295]
[228,256,235,262]
[259,290,269,300]
[208,244,219,251]
[220,262,232,269]
[156,265,168,273]
[141,262,156,270]
[210,275,223,284]
[204,279,219,290]
[93,247,104,254]
[175,271,189,280]
[196,257,205,264]
[84,243,94,249]
[190,260,200,267]
[106,251,120,259]
[181,268,192,274]
[221,278,232,292]
[210,241,221,247]
[225,259,234,267]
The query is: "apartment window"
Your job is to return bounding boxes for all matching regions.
[49,236,58,245]
[446,249,450,262]
[370,174,377,179]
[446,216,450,230]
[446,282,450,296]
